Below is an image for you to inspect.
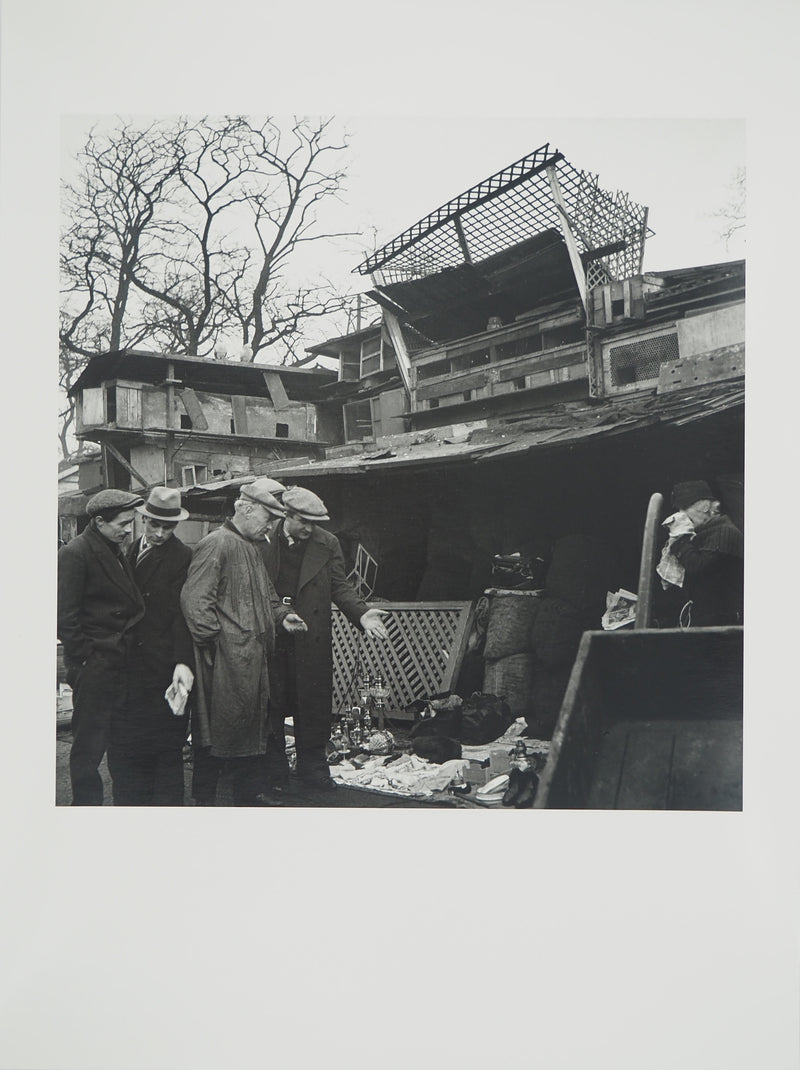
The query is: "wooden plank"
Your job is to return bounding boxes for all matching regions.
[603,285,613,324]
[230,394,249,435]
[178,387,209,431]
[101,439,150,489]
[263,370,290,410]
[416,346,586,401]
[657,348,745,394]
[115,386,142,429]
[613,724,675,809]
[667,721,742,811]
[546,165,587,315]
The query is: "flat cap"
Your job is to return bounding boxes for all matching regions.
[240,478,286,517]
[244,476,285,498]
[671,480,716,511]
[282,486,329,522]
[86,489,144,517]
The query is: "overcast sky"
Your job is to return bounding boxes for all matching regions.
[62,115,745,305]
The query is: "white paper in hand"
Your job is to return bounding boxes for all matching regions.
[165,681,189,717]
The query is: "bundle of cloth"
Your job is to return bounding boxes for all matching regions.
[405,691,516,762]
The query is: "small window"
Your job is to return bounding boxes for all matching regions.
[181,464,208,487]
[513,377,526,390]
[180,414,193,430]
[230,419,236,433]
[463,391,472,402]
[360,336,382,378]
[340,348,360,382]
[275,423,289,439]
[344,399,374,442]
[428,399,439,409]
[611,298,625,318]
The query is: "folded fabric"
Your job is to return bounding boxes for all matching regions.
[657,538,686,590]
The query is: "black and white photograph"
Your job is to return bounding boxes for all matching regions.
[55,115,747,812]
[1,1,798,1067]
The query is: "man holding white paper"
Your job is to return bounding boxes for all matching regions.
[115,487,196,805]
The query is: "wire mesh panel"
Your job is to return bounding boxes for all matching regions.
[357,145,651,287]
[331,601,475,715]
[606,331,680,389]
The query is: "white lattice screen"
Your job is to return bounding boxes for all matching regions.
[331,601,475,716]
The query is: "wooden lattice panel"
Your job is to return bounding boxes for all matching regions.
[331,601,475,716]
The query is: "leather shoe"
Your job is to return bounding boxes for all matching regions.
[297,770,337,792]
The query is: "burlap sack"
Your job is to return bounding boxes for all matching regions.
[483,595,542,660]
[482,653,536,718]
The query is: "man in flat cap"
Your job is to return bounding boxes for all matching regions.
[659,479,744,627]
[261,486,388,793]
[57,489,146,804]
[108,487,196,805]
[180,479,307,805]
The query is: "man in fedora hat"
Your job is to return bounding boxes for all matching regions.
[58,488,146,804]
[659,479,744,627]
[260,485,389,793]
[180,479,308,805]
[106,487,196,805]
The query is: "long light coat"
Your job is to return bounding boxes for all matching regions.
[180,521,288,758]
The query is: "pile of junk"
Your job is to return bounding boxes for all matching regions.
[324,534,623,808]
[325,674,548,808]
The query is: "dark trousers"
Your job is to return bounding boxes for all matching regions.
[69,653,131,806]
[108,749,185,806]
[70,654,187,806]
[191,747,266,806]
[267,644,330,780]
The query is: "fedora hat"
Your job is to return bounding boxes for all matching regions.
[282,487,329,522]
[137,486,190,523]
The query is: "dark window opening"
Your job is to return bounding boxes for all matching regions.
[513,377,526,390]
[428,399,439,409]
[230,419,236,433]
[180,414,193,430]
[616,365,638,385]
[275,423,289,439]
[105,385,117,423]
[463,391,472,402]
[343,399,374,442]
[611,299,625,318]
[416,359,450,381]
[496,333,542,361]
[452,348,490,373]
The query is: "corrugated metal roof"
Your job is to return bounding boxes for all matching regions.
[256,381,743,481]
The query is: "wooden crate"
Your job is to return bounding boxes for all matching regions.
[331,601,475,717]
[535,627,743,810]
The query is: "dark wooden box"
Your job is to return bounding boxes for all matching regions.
[535,627,743,811]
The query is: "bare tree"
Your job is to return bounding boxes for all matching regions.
[59,115,358,456]
[713,166,746,249]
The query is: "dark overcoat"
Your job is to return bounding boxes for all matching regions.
[261,523,368,739]
[121,534,194,752]
[181,521,288,758]
[57,523,145,682]
[670,513,744,626]
[127,534,194,686]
